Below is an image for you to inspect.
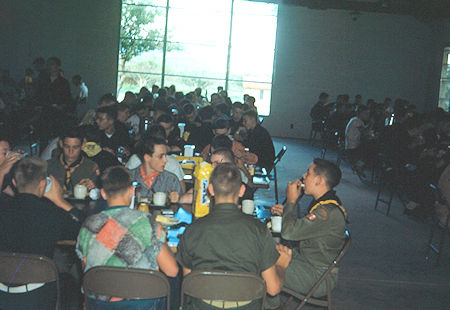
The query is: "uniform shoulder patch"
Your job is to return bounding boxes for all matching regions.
[318,208,328,220]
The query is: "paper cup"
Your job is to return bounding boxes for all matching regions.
[242,199,255,215]
[74,184,87,199]
[184,145,195,157]
[271,216,283,233]
[153,192,167,207]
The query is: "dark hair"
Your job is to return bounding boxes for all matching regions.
[61,127,84,143]
[14,157,47,191]
[211,148,235,164]
[232,102,243,109]
[146,125,166,140]
[72,74,82,81]
[96,106,117,121]
[82,125,101,143]
[312,158,341,189]
[243,110,258,121]
[137,136,167,161]
[215,103,231,116]
[98,93,118,106]
[158,88,167,98]
[210,163,242,198]
[211,134,232,150]
[183,102,195,115]
[212,118,230,130]
[319,92,329,100]
[157,114,174,125]
[116,104,130,112]
[198,106,214,121]
[100,166,132,198]
[47,56,61,67]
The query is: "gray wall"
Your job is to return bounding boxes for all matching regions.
[1,1,448,139]
[0,0,121,109]
[265,5,449,139]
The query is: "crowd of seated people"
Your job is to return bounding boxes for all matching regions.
[311,92,450,219]
[0,56,282,309]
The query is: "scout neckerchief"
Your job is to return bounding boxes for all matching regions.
[140,166,159,190]
[60,153,83,191]
[308,190,348,222]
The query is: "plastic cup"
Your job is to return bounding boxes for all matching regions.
[153,192,167,207]
[74,184,87,199]
[271,216,283,233]
[242,200,255,215]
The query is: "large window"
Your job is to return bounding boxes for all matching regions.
[118,0,278,115]
[438,47,450,112]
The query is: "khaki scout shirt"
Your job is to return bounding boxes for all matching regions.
[176,203,279,274]
[281,193,346,269]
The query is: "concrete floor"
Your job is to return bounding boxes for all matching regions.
[255,138,449,310]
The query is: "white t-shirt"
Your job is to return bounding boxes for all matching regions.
[345,116,365,150]
[125,154,185,181]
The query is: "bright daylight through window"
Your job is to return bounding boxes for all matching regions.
[118,0,278,115]
[438,47,450,112]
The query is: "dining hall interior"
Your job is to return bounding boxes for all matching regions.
[0,0,449,309]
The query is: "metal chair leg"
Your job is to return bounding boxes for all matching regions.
[274,166,279,204]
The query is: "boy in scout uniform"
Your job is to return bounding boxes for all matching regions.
[271,158,347,299]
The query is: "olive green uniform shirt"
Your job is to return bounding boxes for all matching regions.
[47,155,98,191]
[176,203,279,274]
[282,199,346,268]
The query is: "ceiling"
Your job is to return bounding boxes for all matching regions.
[281,0,450,20]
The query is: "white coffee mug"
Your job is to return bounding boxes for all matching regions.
[74,184,87,199]
[242,199,255,215]
[271,216,283,233]
[153,192,167,207]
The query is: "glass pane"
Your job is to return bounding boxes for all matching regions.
[119,38,164,73]
[164,76,225,98]
[170,0,231,12]
[227,81,272,116]
[233,0,278,16]
[165,43,228,79]
[117,72,162,101]
[123,0,167,7]
[121,4,166,40]
[228,2,278,83]
[167,8,231,45]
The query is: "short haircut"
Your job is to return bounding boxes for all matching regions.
[212,148,235,163]
[215,103,231,116]
[100,166,132,198]
[157,114,174,125]
[312,158,342,189]
[158,88,167,98]
[98,93,118,106]
[72,75,82,81]
[183,102,195,115]
[116,104,130,112]
[198,106,214,121]
[61,127,84,143]
[243,110,258,121]
[136,136,167,161]
[47,56,61,67]
[146,125,167,140]
[14,157,47,191]
[97,106,117,120]
[212,118,230,130]
[210,163,242,198]
[232,102,243,109]
[211,134,232,150]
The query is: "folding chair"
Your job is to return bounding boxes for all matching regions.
[83,266,171,310]
[282,230,351,310]
[268,146,287,204]
[0,252,60,309]
[180,270,266,310]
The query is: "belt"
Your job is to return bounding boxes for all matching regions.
[0,282,45,293]
[202,299,252,309]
